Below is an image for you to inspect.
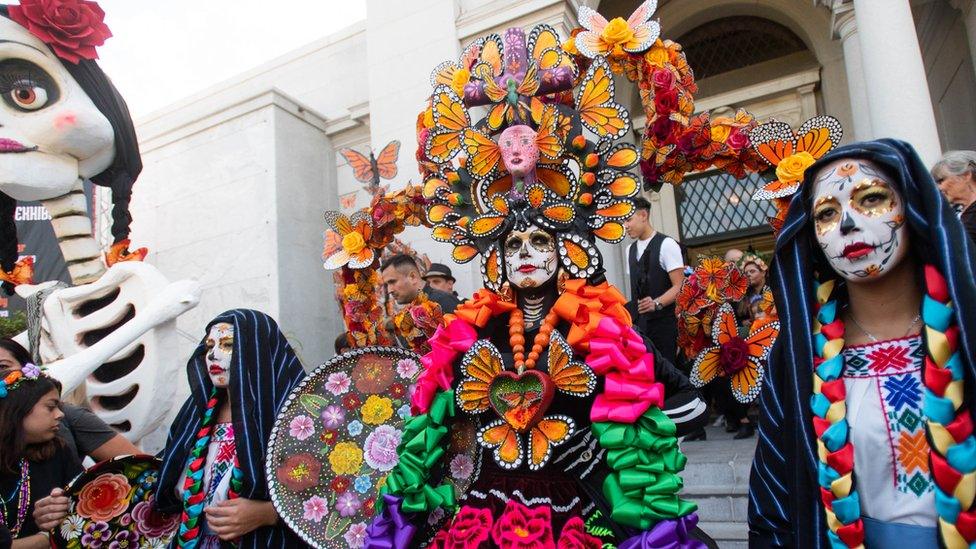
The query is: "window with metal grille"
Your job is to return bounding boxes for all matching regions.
[676,170,778,245]
[679,16,807,80]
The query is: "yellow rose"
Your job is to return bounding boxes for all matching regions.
[328,442,363,475]
[644,44,669,68]
[342,232,366,255]
[361,395,393,425]
[562,36,579,56]
[451,68,470,96]
[601,17,635,54]
[710,121,732,143]
[775,151,817,183]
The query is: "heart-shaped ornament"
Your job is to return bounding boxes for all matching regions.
[487,370,555,432]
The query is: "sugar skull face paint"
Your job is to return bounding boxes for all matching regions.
[205,323,234,388]
[0,17,115,201]
[499,124,539,179]
[503,225,557,289]
[811,158,908,281]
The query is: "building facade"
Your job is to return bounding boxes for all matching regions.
[118,0,976,365]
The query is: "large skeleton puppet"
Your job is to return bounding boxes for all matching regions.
[0,1,199,449]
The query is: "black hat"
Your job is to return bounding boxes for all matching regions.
[423,263,455,282]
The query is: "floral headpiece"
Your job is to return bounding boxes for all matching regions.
[0,363,44,398]
[737,253,768,272]
[419,25,640,289]
[7,0,112,64]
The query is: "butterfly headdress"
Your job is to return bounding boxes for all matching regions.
[418,25,640,289]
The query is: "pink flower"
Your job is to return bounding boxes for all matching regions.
[336,491,362,517]
[131,498,178,538]
[320,405,346,429]
[557,517,602,549]
[449,454,473,480]
[396,358,419,379]
[363,424,402,472]
[725,127,750,150]
[302,496,329,523]
[289,415,316,441]
[344,521,368,548]
[76,473,131,522]
[443,506,494,548]
[651,68,675,91]
[325,372,352,395]
[491,500,555,549]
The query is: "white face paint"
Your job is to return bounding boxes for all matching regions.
[0,17,115,201]
[503,225,558,289]
[205,322,234,388]
[811,158,908,281]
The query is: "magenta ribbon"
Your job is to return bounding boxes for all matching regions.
[411,319,476,414]
[364,495,417,549]
[618,513,706,549]
[588,317,665,423]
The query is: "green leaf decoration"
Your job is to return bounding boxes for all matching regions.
[299,394,329,414]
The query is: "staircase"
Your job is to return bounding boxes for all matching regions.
[680,425,757,548]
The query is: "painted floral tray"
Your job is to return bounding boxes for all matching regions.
[266,346,479,548]
[52,454,178,549]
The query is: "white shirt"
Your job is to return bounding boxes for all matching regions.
[625,232,685,276]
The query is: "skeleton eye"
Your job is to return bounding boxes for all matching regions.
[0,59,60,113]
[9,81,47,110]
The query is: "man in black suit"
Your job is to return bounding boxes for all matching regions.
[380,254,460,314]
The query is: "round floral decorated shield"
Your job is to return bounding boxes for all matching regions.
[266,346,479,548]
[52,454,178,549]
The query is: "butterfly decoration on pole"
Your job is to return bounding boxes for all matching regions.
[340,141,401,198]
[563,0,768,191]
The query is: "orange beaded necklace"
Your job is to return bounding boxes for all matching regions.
[508,308,560,372]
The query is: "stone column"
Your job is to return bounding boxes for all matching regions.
[834,9,872,141]
[953,0,976,82]
[853,0,942,165]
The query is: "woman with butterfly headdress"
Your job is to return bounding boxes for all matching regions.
[748,139,976,548]
[362,23,712,549]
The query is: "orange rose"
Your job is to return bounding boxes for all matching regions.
[562,35,579,56]
[775,151,817,183]
[644,42,669,68]
[601,17,636,54]
[76,473,132,522]
[341,232,367,255]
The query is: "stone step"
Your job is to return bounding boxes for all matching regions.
[698,520,749,543]
[685,494,748,523]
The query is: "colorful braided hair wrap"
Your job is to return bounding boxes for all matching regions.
[155,309,307,549]
[748,139,976,547]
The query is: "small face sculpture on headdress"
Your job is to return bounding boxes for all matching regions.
[811,158,908,281]
[499,125,540,180]
[0,16,115,201]
[205,323,234,388]
[503,224,558,289]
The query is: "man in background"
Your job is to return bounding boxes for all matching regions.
[724,248,744,263]
[380,254,460,314]
[622,197,685,365]
[422,263,458,297]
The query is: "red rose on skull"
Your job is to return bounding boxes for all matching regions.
[8,0,113,63]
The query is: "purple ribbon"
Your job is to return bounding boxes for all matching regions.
[619,513,707,549]
[364,495,416,549]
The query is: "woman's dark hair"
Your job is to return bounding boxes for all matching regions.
[0,368,63,474]
[334,332,352,355]
[0,6,142,294]
[0,338,30,366]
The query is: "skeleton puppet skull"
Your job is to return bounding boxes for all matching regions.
[811,158,909,281]
[504,224,558,289]
[499,125,539,180]
[205,323,234,388]
[0,16,114,201]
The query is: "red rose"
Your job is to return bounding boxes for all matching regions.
[719,337,750,376]
[330,476,351,493]
[651,69,675,91]
[446,506,494,548]
[649,117,674,143]
[8,0,112,64]
[654,89,679,114]
[557,517,602,549]
[725,127,750,151]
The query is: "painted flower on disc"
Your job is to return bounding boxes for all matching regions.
[396,358,419,379]
[321,405,346,429]
[344,521,368,548]
[80,521,111,548]
[76,473,132,522]
[60,514,85,540]
[354,475,372,494]
[107,529,138,549]
[276,453,322,492]
[331,476,351,493]
[397,404,411,419]
[347,420,364,436]
[329,441,364,476]
[360,395,394,425]
[428,506,447,526]
[131,497,178,538]
[336,491,362,517]
[144,539,167,549]
[352,356,395,393]
[289,415,316,441]
[363,424,402,472]
[449,454,474,480]
[325,372,352,395]
[302,495,329,523]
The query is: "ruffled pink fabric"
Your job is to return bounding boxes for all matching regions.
[410,318,476,414]
[587,317,664,423]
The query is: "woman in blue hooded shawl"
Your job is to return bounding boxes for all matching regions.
[749,139,976,548]
[156,309,308,548]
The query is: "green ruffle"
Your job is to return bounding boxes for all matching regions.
[380,389,457,514]
[593,407,698,530]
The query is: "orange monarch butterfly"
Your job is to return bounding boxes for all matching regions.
[689,303,779,403]
[575,0,660,58]
[750,116,843,200]
[339,140,401,192]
